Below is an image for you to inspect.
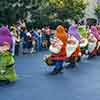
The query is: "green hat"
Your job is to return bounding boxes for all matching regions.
[78,26,88,38]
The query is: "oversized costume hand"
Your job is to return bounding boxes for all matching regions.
[0,42,10,53]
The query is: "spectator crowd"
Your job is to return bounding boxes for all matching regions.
[7,20,52,56]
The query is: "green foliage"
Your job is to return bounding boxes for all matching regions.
[43,0,87,20]
[0,0,87,27]
[0,0,40,25]
[95,4,100,18]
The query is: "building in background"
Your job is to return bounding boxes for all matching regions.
[84,0,100,25]
[85,0,97,19]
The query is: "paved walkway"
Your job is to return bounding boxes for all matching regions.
[0,51,100,100]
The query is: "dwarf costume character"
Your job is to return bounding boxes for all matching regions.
[78,25,88,54]
[0,26,16,82]
[96,25,100,55]
[44,25,67,75]
[88,26,99,58]
[66,25,81,68]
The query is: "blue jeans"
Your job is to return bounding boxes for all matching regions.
[53,61,64,69]
[36,39,42,51]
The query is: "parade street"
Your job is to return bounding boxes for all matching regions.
[0,51,100,100]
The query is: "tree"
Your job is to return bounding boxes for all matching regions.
[0,0,42,25]
[95,4,100,23]
[0,0,87,26]
[42,0,87,20]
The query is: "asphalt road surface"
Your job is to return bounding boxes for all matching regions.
[0,51,100,100]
